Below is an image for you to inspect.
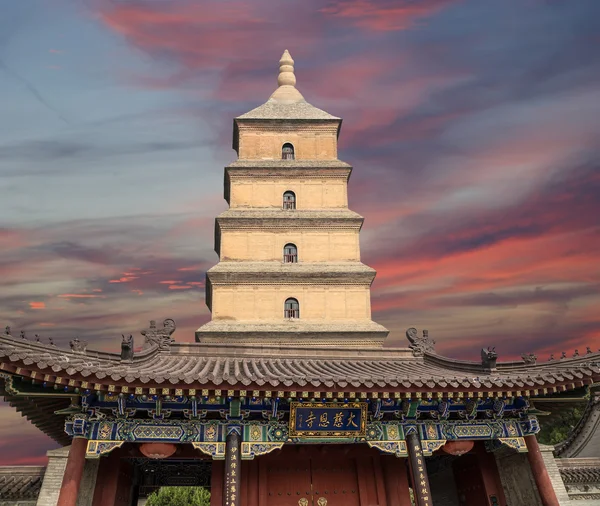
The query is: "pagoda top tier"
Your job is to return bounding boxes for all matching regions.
[237,50,340,121]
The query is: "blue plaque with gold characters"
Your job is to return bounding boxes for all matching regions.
[289,402,367,438]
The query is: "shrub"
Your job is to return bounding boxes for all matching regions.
[146,486,211,506]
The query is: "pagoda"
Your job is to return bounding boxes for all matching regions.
[196,49,387,347]
[1,51,599,506]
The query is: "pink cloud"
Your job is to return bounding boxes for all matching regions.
[95,0,322,95]
[109,276,139,283]
[177,265,204,272]
[29,302,46,309]
[320,0,457,31]
[57,294,104,299]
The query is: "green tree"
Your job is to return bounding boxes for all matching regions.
[146,487,211,506]
[537,406,585,445]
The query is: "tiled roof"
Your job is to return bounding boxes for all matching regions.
[206,262,377,285]
[0,467,45,500]
[226,160,351,169]
[216,208,364,222]
[1,333,599,394]
[236,99,340,121]
[207,261,375,275]
[195,321,390,344]
[557,458,600,483]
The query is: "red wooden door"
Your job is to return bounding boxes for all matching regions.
[263,449,361,506]
[265,455,312,506]
[311,454,360,506]
[453,454,488,506]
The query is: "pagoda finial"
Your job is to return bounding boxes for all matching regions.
[269,49,304,103]
[277,50,296,88]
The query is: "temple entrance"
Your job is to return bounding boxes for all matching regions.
[426,442,507,506]
[90,446,213,506]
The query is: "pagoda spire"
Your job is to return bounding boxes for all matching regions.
[269,49,304,103]
[277,49,296,87]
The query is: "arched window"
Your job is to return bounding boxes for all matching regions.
[283,191,296,210]
[284,298,300,319]
[282,143,295,160]
[283,243,298,263]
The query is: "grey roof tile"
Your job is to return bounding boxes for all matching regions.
[1,334,600,392]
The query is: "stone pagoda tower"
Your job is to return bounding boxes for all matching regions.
[196,50,388,347]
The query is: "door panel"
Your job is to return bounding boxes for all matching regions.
[266,456,312,506]
[264,450,361,506]
[311,455,360,506]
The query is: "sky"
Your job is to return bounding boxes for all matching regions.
[1,0,599,464]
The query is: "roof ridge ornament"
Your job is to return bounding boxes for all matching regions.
[121,334,134,361]
[481,347,497,371]
[406,327,435,356]
[522,352,537,365]
[70,337,87,354]
[141,318,176,350]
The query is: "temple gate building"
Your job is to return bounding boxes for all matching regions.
[1,51,600,506]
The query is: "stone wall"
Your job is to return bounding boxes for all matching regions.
[36,447,99,506]
[219,229,360,262]
[76,459,99,506]
[229,179,348,209]
[494,448,543,506]
[538,444,571,505]
[211,284,372,321]
[237,124,338,161]
[35,448,69,506]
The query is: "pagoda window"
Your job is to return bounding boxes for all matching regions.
[283,243,298,263]
[284,298,299,319]
[283,191,296,210]
[282,143,295,160]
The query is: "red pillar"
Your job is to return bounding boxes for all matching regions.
[91,450,121,506]
[56,438,88,506]
[406,432,433,506]
[525,435,560,506]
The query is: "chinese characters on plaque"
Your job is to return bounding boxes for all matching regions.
[289,402,367,437]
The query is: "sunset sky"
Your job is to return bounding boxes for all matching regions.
[1,0,599,464]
